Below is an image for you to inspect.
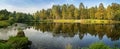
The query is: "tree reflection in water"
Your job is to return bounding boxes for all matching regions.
[32,23,120,41]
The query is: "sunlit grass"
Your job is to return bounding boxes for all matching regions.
[53,19,75,23]
[0,43,10,49]
[53,19,116,24]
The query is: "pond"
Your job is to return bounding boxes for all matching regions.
[0,23,120,49]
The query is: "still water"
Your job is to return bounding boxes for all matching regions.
[0,23,120,49]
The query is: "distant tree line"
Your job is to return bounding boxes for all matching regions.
[0,9,34,27]
[0,3,120,27]
[0,9,34,23]
[34,3,120,20]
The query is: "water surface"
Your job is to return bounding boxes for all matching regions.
[0,23,120,49]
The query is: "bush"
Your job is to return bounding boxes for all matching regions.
[0,43,11,49]
[0,36,30,49]
[89,42,111,49]
[0,21,10,28]
[7,36,29,49]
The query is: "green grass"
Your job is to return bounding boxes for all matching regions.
[0,30,30,49]
[53,19,116,24]
[53,19,75,23]
[7,36,29,49]
[0,43,11,49]
[80,19,113,24]
[0,36,29,49]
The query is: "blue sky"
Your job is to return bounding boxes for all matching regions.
[0,0,120,13]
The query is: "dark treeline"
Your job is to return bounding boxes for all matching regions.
[0,9,34,23]
[34,3,120,20]
[0,9,34,27]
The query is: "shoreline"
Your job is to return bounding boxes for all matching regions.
[53,19,120,24]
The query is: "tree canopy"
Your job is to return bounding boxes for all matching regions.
[34,3,120,20]
[0,3,120,26]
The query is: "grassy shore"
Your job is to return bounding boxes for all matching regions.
[53,19,119,24]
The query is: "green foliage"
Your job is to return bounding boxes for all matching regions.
[67,4,75,19]
[15,12,34,23]
[79,3,88,19]
[113,47,120,49]
[7,36,29,49]
[0,3,120,27]
[62,4,67,19]
[52,5,61,19]
[74,8,79,19]
[0,9,34,28]
[89,7,97,19]
[95,3,106,19]
[114,12,120,20]
[0,9,10,20]
[89,42,111,49]
[0,14,4,20]
[33,3,120,21]
[0,30,30,49]
[0,3,119,24]
[0,21,10,27]
[0,43,11,49]
[0,36,29,49]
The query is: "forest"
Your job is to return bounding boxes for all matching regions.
[34,3,120,20]
[0,2,120,49]
[0,9,34,27]
[0,3,120,27]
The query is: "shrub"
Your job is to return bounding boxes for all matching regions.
[0,21,10,28]
[89,42,111,49]
[7,36,29,49]
[0,43,11,49]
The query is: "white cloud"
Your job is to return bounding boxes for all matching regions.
[0,2,54,14]
[66,0,73,2]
